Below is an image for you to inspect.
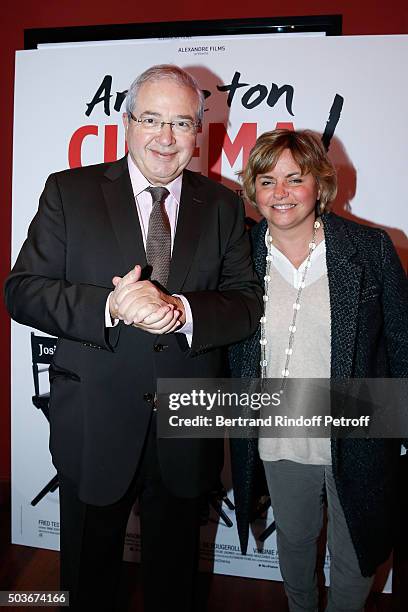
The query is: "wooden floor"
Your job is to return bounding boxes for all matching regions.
[0,482,402,611]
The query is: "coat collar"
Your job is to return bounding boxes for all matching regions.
[167,170,206,293]
[102,156,148,277]
[322,213,362,378]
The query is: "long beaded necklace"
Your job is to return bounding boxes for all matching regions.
[260,218,321,393]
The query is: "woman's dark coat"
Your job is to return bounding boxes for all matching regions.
[229,212,408,577]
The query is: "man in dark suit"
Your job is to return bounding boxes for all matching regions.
[5,64,262,611]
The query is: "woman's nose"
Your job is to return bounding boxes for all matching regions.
[274,182,289,199]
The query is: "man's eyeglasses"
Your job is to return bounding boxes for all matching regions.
[129,112,199,134]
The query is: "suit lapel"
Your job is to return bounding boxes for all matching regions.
[167,171,205,293]
[323,213,362,378]
[102,157,148,277]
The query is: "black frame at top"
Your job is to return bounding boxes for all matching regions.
[24,15,342,50]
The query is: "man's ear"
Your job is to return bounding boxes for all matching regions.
[122,112,129,132]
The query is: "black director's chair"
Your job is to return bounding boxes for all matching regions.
[30,332,59,506]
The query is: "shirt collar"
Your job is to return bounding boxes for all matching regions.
[264,226,326,264]
[127,154,182,203]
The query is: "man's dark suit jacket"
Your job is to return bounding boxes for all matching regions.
[229,213,408,577]
[5,156,262,506]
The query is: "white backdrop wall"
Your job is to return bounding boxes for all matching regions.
[11,34,408,589]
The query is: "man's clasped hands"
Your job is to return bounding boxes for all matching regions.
[109,265,185,334]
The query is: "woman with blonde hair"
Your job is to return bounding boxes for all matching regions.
[230,129,408,611]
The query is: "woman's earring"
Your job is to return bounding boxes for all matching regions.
[315,198,326,216]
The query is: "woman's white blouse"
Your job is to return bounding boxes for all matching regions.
[259,238,332,465]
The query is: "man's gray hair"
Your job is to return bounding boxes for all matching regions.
[125,64,204,123]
